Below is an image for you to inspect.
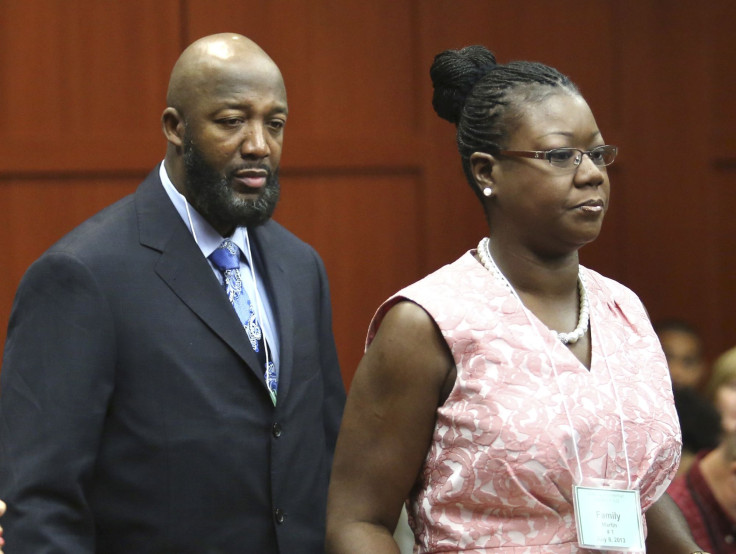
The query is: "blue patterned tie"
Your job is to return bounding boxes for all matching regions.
[209,239,277,404]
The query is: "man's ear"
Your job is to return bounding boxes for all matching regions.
[161,107,185,148]
[469,152,497,196]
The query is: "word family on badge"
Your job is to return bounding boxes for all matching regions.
[573,484,645,552]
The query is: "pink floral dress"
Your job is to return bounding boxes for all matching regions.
[367,251,681,553]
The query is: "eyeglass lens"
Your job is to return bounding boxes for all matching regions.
[549,146,616,168]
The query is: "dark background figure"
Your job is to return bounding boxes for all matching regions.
[672,386,722,476]
[706,347,736,436]
[655,318,708,392]
[653,318,720,476]
[0,33,345,553]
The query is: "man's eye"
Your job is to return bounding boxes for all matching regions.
[219,118,242,127]
[269,120,285,131]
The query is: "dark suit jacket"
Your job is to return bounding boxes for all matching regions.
[0,167,346,553]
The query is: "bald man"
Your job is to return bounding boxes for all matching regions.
[0,33,345,553]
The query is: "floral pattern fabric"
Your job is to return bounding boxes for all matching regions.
[368,251,681,553]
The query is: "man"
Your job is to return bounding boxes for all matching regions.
[654,319,716,476]
[654,318,707,390]
[668,431,736,553]
[0,33,345,553]
[672,386,721,476]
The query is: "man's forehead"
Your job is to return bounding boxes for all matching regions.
[203,63,286,102]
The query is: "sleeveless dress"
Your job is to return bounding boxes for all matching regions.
[367,251,681,553]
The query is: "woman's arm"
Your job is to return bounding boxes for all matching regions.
[326,301,455,554]
[645,492,706,553]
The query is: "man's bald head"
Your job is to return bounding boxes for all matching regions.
[161,33,288,236]
[166,33,284,117]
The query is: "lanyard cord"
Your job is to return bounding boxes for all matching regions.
[599,336,634,489]
[535,325,586,485]
[184,200,199,245]
[490,263,633,488]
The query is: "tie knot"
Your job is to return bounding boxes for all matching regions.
[210,239,241,271]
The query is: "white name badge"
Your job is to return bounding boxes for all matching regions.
[573,485,645,551]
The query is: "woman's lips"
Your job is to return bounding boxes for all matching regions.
[574,199,604,214]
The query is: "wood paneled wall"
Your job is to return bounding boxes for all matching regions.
[1,1,735,385]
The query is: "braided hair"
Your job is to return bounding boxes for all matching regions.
[430,45,580,201]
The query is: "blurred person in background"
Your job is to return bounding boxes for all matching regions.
[669,429,736,553]
[672,386,722,476]
[706,347,736,434]
[655,319,708,391]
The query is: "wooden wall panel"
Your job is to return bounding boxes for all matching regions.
[0,0,180,172]
[274,173,422,377]
[613,2,725,361]
[2,0,736,379]
[711,1,736,161]
[710,1,736,357]
[184,0,421,169]
[714,166,736,353]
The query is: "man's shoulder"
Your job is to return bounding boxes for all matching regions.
[256,219,319,258]
[42,170,162,261]
[50,195,137,253]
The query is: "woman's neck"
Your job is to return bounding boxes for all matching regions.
[486,236,580,298]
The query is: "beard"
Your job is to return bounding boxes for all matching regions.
[182,135,280,231]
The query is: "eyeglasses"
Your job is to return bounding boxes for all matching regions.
[498,145,618,169]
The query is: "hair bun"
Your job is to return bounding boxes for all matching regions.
[430,45,497,124]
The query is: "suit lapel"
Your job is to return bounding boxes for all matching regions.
[134,170,270,391]
[251,223,294,402]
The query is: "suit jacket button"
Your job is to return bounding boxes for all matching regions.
[274,508,286,524]
[272,422,282,438]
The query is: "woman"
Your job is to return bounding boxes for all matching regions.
[705,346,736,433]
[668,429,736,553]
[326,46,703,553]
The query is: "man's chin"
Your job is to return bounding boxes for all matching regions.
[227,200,276,228]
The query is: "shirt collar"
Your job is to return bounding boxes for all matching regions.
[158,162,249,259]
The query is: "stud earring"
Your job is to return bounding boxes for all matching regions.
[482,187,493,197]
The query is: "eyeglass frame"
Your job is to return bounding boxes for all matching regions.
[497,145,618,169]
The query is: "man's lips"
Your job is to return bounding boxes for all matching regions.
[232,170,268,190]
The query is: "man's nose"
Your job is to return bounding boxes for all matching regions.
[241,124,268,158]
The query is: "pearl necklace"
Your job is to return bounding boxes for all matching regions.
[477,237,590,345]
